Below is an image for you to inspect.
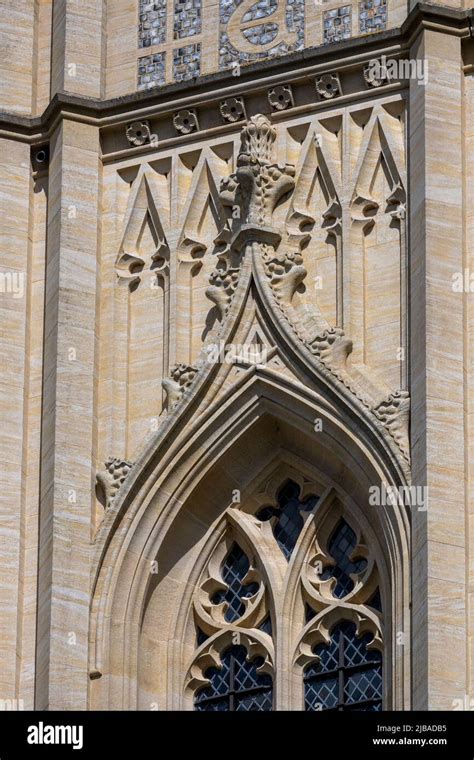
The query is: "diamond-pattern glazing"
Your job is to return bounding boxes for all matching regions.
[212,543,259,622]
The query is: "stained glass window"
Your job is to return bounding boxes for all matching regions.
[320,519,367,597]
[194,645,273,711]
[257,480,318,559]
[304,621,382,711]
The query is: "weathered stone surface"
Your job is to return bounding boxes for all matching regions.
[0,0,472,714]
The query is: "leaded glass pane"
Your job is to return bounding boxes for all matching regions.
[313,638,339,673]
[343,624,380,668]
[368,587,383,611]
[320,519,367,597]
[304,621,382,711]
[257,481,318,559]
[345,667,383,704]
[258,615,273,635]
[305,676,339,710]
[194,645,273,711]
[236,691,273,711]
[212,543,259,622]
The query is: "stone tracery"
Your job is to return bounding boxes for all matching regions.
[184,480,385,710]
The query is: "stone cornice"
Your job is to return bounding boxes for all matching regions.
[0,3,472,144]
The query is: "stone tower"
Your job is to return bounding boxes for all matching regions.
[0,0,473,711]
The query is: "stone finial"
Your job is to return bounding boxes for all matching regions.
[219,114,296,230]
[239,113,276,165]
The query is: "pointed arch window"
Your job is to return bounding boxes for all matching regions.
[186,477,385,711]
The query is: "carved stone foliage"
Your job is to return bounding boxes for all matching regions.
[363,59,390,88]
[162,363,198,410]
[307,326,352,369]
[315,73,341,99]
[185,479,384,709]
[373,390,410,460]
[96,457,133,510]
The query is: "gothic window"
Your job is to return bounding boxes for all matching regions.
[194,645,273,711]
[186,478,384,711]
[304,622,383,711]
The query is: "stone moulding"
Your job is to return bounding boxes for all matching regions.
[90,363,411,707]
[1,5,471,145]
